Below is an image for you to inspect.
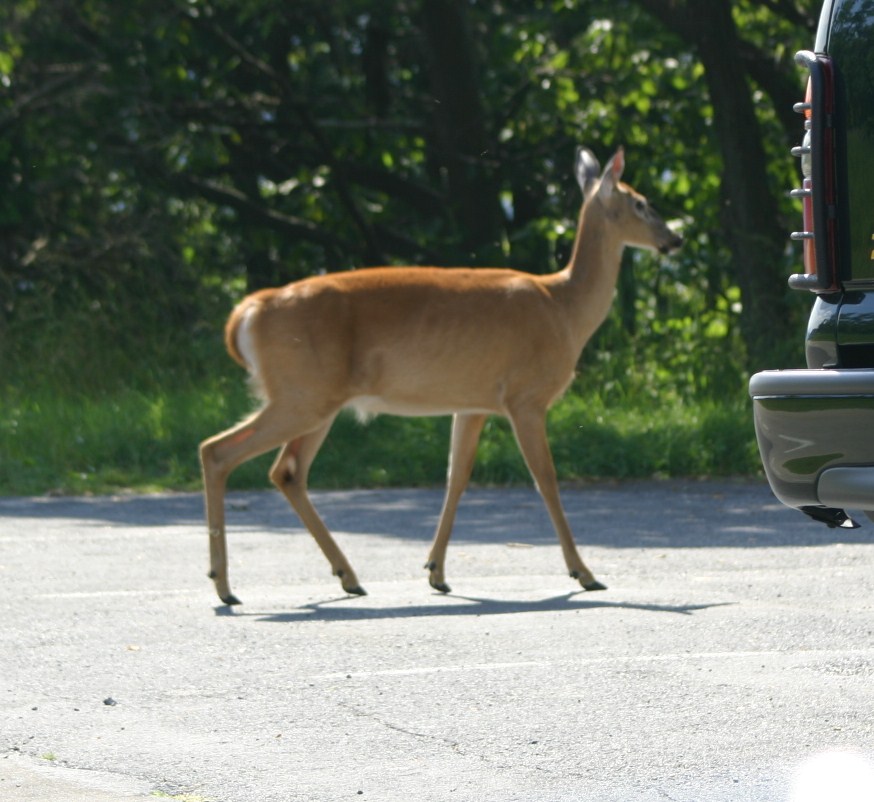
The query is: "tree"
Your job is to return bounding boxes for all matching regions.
[633,0,817,368]
[0,0,818,392]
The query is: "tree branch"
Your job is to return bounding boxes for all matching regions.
[177,175,342,251]
[196,10,387,263]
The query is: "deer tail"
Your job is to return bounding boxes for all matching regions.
[224,299,261,374]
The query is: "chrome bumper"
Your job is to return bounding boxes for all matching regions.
[749,369,874,517]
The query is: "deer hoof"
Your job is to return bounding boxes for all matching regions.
[220,593,243,606]
[569,570,607,592]
[425,561,451,593]
[335,568,365,595]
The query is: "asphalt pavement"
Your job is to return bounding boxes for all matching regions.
[1,480,873,801]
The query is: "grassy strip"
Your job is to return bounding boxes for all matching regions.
[0,378,761,496]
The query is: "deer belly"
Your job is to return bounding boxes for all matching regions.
[346,395,496,420]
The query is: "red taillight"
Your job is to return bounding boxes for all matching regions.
[789,52,840,292]
[800,177,815,275]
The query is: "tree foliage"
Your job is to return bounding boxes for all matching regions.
[0,0,820,395]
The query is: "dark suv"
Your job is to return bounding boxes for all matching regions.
[749,0,874,528]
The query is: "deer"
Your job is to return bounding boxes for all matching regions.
[199,146,682,605]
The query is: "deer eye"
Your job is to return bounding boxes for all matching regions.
[634,199,646,214]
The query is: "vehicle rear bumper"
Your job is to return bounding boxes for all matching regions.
[749,368,874,512]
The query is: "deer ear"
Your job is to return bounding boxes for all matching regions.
[575,147,601,198]
[597,147,625,200]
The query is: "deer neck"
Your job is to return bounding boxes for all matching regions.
[557,199,626,345]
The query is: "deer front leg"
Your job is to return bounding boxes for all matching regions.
[270,424,366,596]
[508,408,607,592]
[425,413,487,593]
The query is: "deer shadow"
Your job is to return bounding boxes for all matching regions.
[214,592,733,623]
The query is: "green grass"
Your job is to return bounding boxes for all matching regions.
[0,375,762,496]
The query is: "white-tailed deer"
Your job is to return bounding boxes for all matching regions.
[200,147,682,605]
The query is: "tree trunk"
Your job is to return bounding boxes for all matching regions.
[419,0,502,262]
[636,0,797,370]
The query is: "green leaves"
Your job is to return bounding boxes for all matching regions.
[1,0,812,403]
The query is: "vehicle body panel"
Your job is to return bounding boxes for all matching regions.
[750,0,874,525]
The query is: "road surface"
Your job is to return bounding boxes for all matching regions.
[1,480,873,801]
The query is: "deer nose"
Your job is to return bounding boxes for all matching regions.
[659,234,683,255]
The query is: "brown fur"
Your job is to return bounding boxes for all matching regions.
[199,149,682,604]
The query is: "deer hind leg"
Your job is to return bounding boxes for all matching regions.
[269,419,366,596]
[425,413,488,593]
[200,404,309,605]
[507,407,607,592]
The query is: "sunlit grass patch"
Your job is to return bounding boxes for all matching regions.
[0,375,761,496]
